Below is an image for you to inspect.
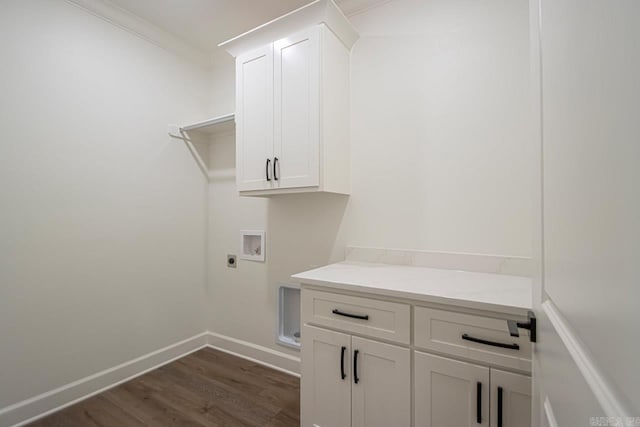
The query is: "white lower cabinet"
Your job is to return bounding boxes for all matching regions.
[301,325,410,427]
[490,369,531,427]
[301,325,351,427]
[415,352,490,427]
[300,288,532,427]
[415,352,531,427]
[351,336,410,427]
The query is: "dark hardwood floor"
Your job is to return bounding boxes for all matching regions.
[28,348,300,427]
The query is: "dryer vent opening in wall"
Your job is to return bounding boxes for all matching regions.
[278,284,301,350]
[240,230,265,262]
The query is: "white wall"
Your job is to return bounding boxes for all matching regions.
[532,0,640,420]
[348,0,532,254]
[0,0,533,412]
[0,0,210,410]
[206,0,531,360]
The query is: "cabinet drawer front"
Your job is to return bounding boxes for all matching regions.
[414,307,531,372]
[302,289,410,344]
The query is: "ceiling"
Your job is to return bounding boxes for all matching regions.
[107,0,345,55]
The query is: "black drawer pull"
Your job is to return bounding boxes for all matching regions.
[332,309,369,320]
[498,386,503,427]
[340,346,346,380]
[462,334,520,350]
[353,349,360,384]
[477,382,482,424]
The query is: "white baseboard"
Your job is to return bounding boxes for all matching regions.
[1,332,209,427]
[206,332,301,377]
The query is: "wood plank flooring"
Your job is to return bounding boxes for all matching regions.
[28,348,300,427]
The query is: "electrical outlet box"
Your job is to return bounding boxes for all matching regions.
[227,254,237,268]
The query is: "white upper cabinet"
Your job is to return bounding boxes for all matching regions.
[273,27,321,190]
[236,45,274,191]
[220,0,358,196]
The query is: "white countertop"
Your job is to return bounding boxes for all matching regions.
[292,261,532,316]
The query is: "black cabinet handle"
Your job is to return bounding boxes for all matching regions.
[462,334,520,350]
[353,350,360,384]
[273,157,279,181]
[340,346,346,380]
[498,386,503,427]
[265,158,271,181]
[477,382,482,424]
[332,309,369,320]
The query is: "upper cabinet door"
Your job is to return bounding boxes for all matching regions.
[415,351,490,427]
[236,44,274,192]
[351,336,410,427]
[490,369,531,427]
[273,27,320,189]
[301,325,351,427]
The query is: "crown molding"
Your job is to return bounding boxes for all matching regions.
[219,0,359,57]
[337,0,393,17]
[65,0,212,69]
